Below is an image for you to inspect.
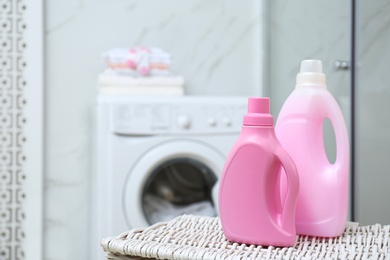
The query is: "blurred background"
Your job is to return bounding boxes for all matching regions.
[1,0,390,259]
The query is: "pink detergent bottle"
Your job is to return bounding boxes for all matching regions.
[275,60,350,237]
[219,97,299,247]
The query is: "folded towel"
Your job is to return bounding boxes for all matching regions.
[97,73,185,96]
[102,47,172,77]
[98,73,184,87]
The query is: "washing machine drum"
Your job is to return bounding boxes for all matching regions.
[123,141,225,228]
[142,158,217,225]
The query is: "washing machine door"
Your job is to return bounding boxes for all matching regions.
[123,140,225,228]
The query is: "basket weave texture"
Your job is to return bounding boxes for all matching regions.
[101,215,390,259]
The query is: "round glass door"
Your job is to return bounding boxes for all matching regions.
[142,157,217,225]
[123,140,225,228]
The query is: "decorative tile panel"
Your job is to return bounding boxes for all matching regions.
[0,0,28,258]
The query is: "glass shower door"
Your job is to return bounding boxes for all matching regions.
[267,0,352,218]
[354,1,390,225]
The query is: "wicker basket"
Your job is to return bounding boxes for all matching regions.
[101,215,390,259]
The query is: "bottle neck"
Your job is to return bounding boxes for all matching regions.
[241,124,276,137]
[296,72,326,85]
[295,82,327,89]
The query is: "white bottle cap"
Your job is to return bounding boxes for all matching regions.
[296,60,326,85]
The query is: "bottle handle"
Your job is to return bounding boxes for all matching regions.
[323,98,350,173]
[274,148,299,234]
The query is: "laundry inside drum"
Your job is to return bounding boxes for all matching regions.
[142,158,217,225]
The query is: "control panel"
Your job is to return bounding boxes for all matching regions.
[108,97,247,135]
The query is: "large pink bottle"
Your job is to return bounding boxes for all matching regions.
[275,60,350,237]
[219,97,299,247]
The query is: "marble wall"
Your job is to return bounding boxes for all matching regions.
[44,1,263,259]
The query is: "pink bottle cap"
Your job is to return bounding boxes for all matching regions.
[244,97,274,126]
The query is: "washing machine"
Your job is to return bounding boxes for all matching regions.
[92,95,247,258]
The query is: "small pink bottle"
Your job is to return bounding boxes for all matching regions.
[275,60,350,237]
[219,97,299,247]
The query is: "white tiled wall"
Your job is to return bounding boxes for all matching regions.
[44,1,263,259]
